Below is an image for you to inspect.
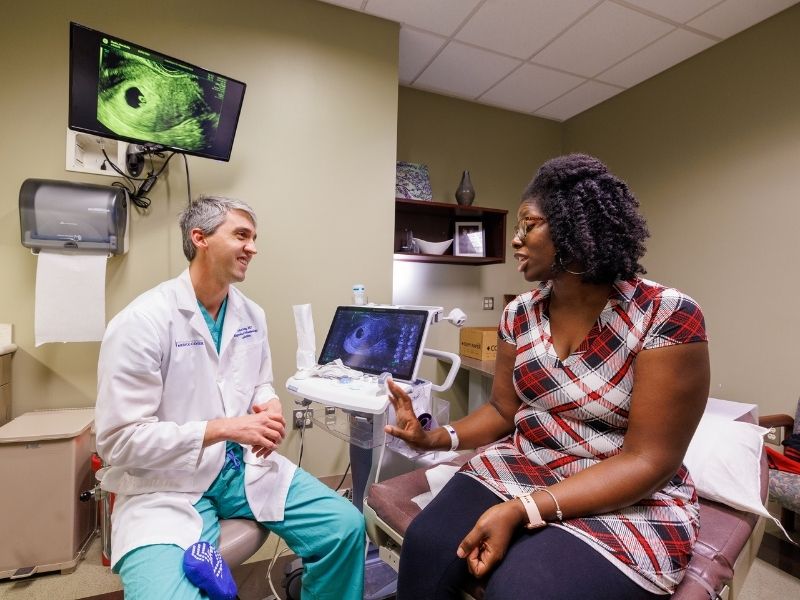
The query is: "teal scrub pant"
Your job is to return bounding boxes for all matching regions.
[117,444,365,600]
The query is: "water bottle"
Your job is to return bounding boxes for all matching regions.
[352,284,366,305]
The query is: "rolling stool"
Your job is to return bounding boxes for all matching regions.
[220,521,304,600]
[86,456,273,596]
[218,519,271,595]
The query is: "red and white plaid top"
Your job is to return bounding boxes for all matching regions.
[460,277,707,594]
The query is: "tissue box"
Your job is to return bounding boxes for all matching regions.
[459,327,498,361]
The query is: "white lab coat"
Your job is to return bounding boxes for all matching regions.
[95,270,296,568]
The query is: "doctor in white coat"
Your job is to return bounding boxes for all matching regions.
[95,195,364,600]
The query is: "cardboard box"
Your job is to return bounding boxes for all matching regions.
[459,327,498,361]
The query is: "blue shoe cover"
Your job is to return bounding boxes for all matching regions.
[183,541,238,600]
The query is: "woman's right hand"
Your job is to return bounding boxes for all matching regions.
[384,379,435,451]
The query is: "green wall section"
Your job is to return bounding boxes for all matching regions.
[563,4,800,414]
[0,0,399,477]
[394,88,561,416]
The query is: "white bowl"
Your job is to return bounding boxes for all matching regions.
[413,237,453,255]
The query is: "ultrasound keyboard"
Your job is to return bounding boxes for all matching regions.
[285,376,411,414]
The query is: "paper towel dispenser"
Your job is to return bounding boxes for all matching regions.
[19,179,129,255]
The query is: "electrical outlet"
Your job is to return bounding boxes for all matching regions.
[325,406,336,427]
[483,296,494,310]
[293,409,313,430]
[765,426,782,445]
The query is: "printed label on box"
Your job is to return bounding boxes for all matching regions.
[459,327,498,361]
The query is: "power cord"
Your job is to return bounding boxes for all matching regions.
[297,422,306,468]
[101,144,184,209]
[183,153,192,204]
[264,404,312,598]
[334,463,351,493]
[266,541,291,600]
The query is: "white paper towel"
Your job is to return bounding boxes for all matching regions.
[292,303,316,370]
[35,250,107,346]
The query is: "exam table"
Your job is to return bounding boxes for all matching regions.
[364,414,767,600]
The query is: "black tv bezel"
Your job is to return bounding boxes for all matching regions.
[318,306,430,382]
[68,22,247,162]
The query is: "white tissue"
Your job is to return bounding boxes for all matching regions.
[292,304,316,370]
[412,464,461,509]
[35,250,107,347]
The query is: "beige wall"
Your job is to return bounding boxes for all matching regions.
[563,5,800,415]
[394,88,561,415]
[0,0,398,476]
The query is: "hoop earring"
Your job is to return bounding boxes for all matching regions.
[557,254,587,276]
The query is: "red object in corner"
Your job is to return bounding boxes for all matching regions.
[91,452,115,567]
[766,445,800,475]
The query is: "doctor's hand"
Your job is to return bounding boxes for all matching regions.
[204,408,286,457]
[383,379,434,451]
[250,400,286,458]
[456,500,527,578]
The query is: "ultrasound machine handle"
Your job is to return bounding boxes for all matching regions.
[421,348,461,393]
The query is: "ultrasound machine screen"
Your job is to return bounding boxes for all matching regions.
[318,306,429,381]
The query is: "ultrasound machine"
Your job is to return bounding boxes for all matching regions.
[285,304,464,599]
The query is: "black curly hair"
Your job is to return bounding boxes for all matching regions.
[521,153,649,284]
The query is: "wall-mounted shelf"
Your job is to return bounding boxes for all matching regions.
[394,199,508,265]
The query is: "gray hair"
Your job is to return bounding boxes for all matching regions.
[179,195,258,261]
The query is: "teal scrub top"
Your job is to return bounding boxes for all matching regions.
[198,295,228,353]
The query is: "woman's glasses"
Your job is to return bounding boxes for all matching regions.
[514,216,546,241]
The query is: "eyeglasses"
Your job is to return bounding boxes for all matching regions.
[514,216,546,241]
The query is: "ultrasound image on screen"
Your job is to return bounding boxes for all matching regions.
[318,308,428,381]
[96,39,224,152]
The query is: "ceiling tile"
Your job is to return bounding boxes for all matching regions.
[363,0,482,36]
[480,63,585,113]
[413,42,521,99]
[532,2,674,77]
[621,0,721,24]
[398,28,447,84]
[687,0,799,38]
[455,0,599,59]
[535,80,622,121]
[597,28,715,88]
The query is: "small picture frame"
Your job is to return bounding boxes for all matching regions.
[454,221,484,257]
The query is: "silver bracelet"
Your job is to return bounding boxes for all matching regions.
[539,487,563,522]
[443,424,459,451]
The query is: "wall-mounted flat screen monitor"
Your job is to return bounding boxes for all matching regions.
[69,22,246,161]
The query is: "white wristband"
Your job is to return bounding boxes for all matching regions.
[443,424,459,451]
[517,493,546,530]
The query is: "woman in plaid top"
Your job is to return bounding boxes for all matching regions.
[386,154,710,599]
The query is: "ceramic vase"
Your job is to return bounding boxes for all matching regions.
[455,170,475,206]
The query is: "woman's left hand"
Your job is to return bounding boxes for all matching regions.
[457,499,527,578]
